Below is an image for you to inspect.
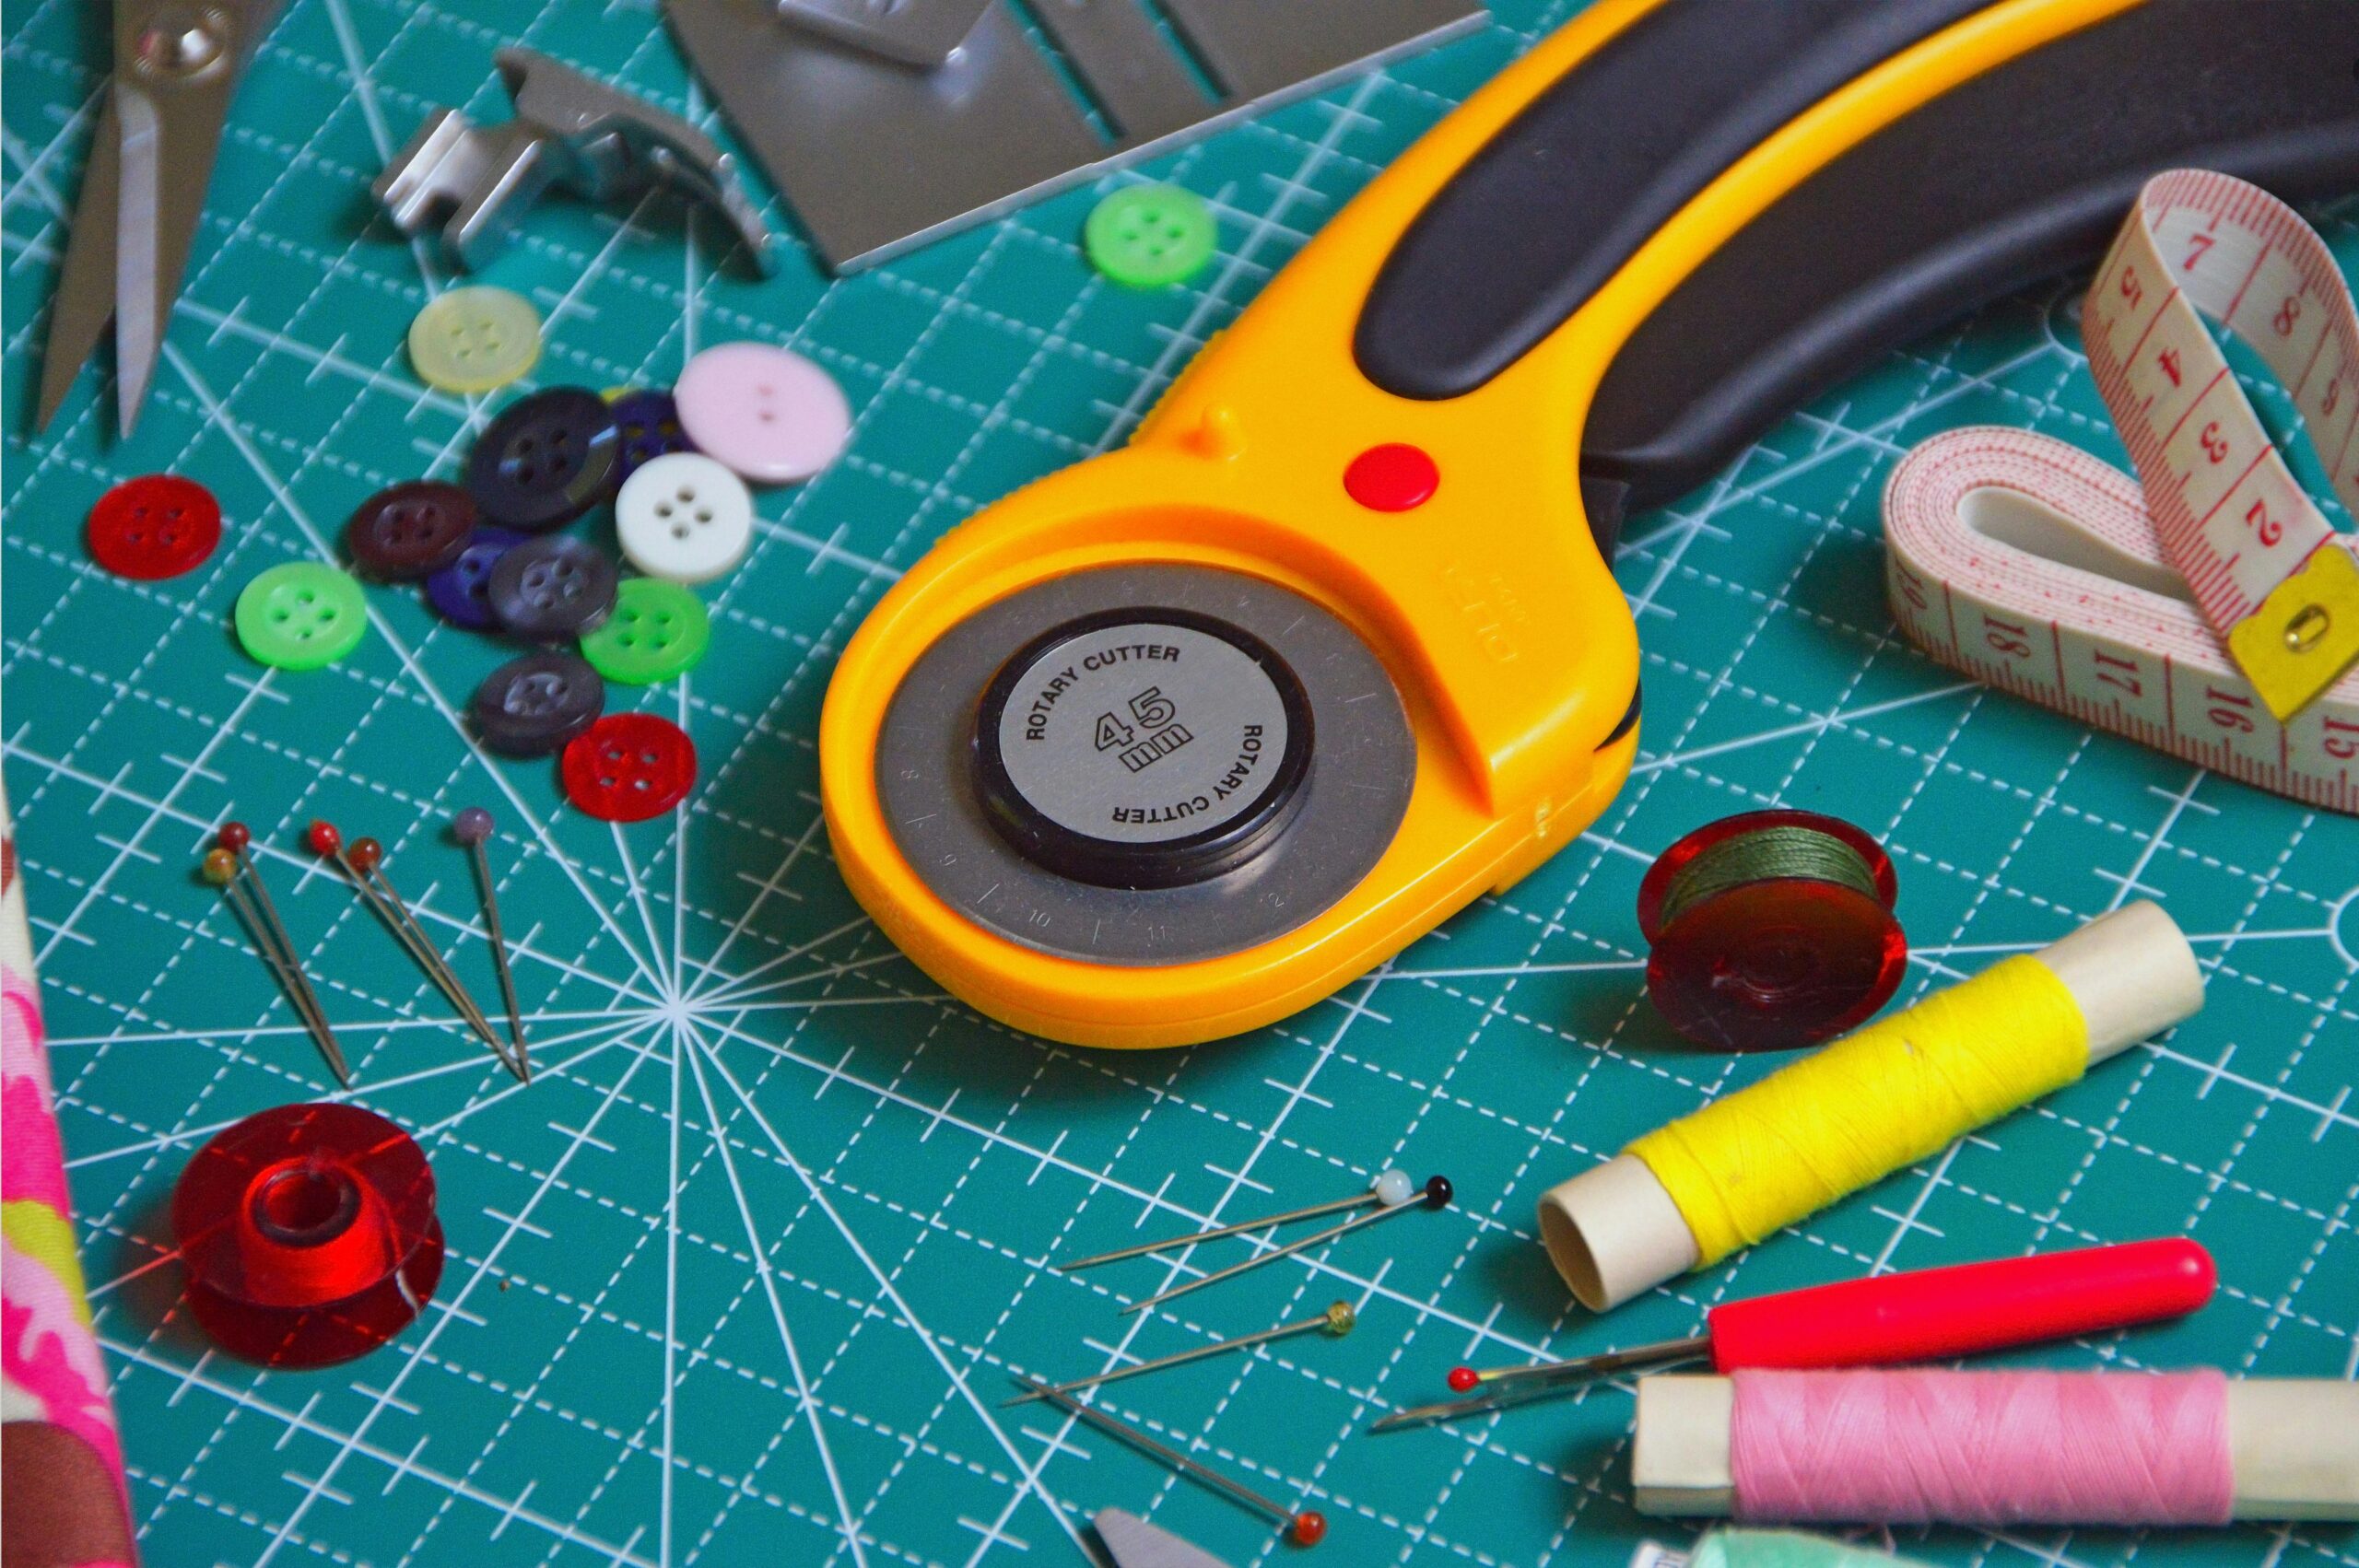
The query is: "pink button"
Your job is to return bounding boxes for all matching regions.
[673,341,851,485]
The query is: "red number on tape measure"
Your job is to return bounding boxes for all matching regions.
[2207,685,2256,733]
[1982,614,2033,659]
[2095,649,2144,697]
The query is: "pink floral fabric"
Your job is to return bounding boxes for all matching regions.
[2,787,137,1566]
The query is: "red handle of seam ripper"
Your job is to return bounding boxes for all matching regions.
[1389,1238,2217,1431]
[1705,1236,2215,1370]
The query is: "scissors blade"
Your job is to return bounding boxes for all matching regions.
[35,95,123,432]
[112,79,166,432]
[42,0,286,435]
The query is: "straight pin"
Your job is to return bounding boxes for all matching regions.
[1004,1301,1355,1407]
[452,807,530,1081]
[309,822,517,1078]
[350,834,521,1081]
[1059,1168,1420,1272]
[1123,1176,1452,1316]
[202,842,350,1086]
[1015,1377,1328,1547]
[1367,1336,1712,1433]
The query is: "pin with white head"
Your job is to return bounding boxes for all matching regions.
[1057,1167,1429,1273]
[1123,1174,1451,1314]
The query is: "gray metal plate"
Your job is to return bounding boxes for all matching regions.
[874,565,1415,965]
[668,0,1485,271]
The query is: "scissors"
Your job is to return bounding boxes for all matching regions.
[36,0,286,435]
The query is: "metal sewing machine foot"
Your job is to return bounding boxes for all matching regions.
[374,47,776,276]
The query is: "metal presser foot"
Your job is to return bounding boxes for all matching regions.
[374,47,777,275]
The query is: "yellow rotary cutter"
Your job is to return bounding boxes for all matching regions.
[820,0,2359,1047]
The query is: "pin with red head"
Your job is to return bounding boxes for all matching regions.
[204,821,348,1085]
[311,821,517,1080]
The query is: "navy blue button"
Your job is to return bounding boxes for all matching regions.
[425,527,526,630]
[464,388,619,532]
[609,390,697,483]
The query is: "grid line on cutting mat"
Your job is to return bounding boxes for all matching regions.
[4,1,2354,1565]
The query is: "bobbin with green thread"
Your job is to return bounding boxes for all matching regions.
[1636,810,1906,1053]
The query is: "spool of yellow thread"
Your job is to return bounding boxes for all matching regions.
[1539,901,2202,1311]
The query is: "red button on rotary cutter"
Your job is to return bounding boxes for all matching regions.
[1342,443,1438,511]
[1636,810,1905,1052]
[87,474,221,580]
[172,1102,444,1369]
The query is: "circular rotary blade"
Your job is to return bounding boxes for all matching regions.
[876,564,1414,966]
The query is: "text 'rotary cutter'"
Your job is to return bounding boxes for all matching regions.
[820,0,2359,1048]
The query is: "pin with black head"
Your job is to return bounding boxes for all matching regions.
[1060,1167,1426,1272]
[1122,1176,1452,1315]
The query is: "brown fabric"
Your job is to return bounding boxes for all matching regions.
[2,1421,136,1568]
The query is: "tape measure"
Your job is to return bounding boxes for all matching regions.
[2084,170,2359,717]
[1885,429,2359,813]
[1884,171,2359,812]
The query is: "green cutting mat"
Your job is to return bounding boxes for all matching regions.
[4,2,2354,1565]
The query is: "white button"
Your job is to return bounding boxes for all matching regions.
[615,453,754,584]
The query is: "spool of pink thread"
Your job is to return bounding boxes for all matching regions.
[1633,1369,2359,1525]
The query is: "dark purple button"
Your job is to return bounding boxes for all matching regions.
[487,534,618,641]
[424,527,526,630]
[464,388,619,532]
[345,481,475,580]
[471,651,605,757]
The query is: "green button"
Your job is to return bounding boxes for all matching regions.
[1085,184,1215,289]
[579,577,710,685]
[235,562,369,671]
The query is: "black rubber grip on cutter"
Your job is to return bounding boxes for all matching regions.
[1356,0,2359,551]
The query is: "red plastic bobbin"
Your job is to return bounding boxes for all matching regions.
[171,1102,444,1369]
[1636,810,1905,1053]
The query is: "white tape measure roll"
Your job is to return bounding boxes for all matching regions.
[1884,427,2358,813]
[1884,170,2359,813]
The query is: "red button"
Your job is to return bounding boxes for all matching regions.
[563,714,697,821]
[1343,443,1438,511]
[88,474,222,579]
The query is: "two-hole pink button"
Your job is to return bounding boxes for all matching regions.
[673,341,851,485]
